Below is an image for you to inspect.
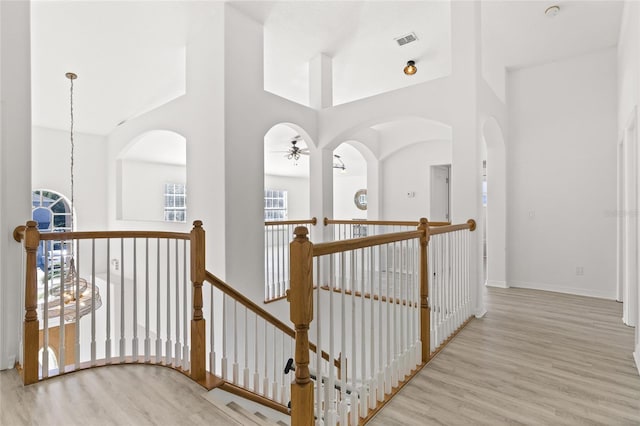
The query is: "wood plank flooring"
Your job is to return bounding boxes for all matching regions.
[369,287,640,425]
[1,287,638,425]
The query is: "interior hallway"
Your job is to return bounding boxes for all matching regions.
[370,288,640,425]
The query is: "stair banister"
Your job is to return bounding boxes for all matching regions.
[418,217,430,363]
[190,220,206,383]
[288,226,314,426]
[22,220,40,385]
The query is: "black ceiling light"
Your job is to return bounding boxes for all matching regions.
[404,60,417,76]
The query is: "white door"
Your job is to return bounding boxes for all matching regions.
[430,165,450,222]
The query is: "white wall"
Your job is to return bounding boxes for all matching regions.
[264,174,310,219]
[333,174,367,220]
[382,140,452,221]
[507,48,618,299]
[0,0,32,370]
[32,127,108,231]
[120,160,186,222]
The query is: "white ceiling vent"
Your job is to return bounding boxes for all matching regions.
[395,32,418,47]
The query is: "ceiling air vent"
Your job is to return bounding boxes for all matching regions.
[395,32,418,47]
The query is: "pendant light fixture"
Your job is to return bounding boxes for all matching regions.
[41,72,102,323]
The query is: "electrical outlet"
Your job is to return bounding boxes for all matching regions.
[576,266,584,276]
[407,191,415,198]
[112,259,120,271]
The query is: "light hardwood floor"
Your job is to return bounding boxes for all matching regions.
[1,287,639,425]
[370,287,640,425]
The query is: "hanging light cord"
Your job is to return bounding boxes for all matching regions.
[66,72,77,232]
[69,76,75,231]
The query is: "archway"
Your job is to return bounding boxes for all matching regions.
[333,142,368,219]
[263,123,313,220]
[117,130,187,223]
[481,117,507,288]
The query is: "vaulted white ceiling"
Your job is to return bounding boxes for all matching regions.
[31,0,624,142]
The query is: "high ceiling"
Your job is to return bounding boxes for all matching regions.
[482,1,623,70]
[31,1,624,139]
[231,0,452,106]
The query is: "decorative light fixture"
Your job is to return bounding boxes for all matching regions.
[282,137,309,166]
[545,5,560,17]
[404,60,417,75]
[287,140,304,161]
[38,73,102,323]
[333,154,346,173]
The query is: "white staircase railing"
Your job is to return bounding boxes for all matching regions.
[264,218,317,303]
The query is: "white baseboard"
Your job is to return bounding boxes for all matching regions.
[475,308,487,318]
[509,280,616,300]
[634,346,640,377]
[485,280,508,288]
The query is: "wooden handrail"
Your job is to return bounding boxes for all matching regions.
[313,230,424,257]
[35,230,191,241]
[323,218,451,227]
[203,271,338,369]
[264,217,317,226]
[428,219,477,236]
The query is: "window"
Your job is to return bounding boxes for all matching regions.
[164,183,186,223]
[32,190,73,272]
[32,190,72,232]
[264,189,287,221]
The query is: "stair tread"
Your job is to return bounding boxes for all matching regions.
[226,401,283,426]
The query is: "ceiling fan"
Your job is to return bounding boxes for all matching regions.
[276,136,309,161]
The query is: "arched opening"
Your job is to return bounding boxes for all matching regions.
[263,123,312,220]
[481,117,507,288]
[117,130,187,223]
[32,190,72,232]
[333,142,368,219]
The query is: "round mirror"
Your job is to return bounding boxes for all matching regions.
[354,189,368,210]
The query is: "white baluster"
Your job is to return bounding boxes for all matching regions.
[243,306,249,388]
[263,321,269,396]
[91,239,96,366]
[120,238,126,362]
[210,284,215,374]
[254,312,259,393]
[106,239,112,363]
[43,241,49,378]
[132,238,139,362]
[315,262,323,423]
[233,300,239,384]
[59,239,65,373]
[327,254,337,422]
[144,239,150,363]
[173,240,180,367]
[221,295,228,380]
[156,239,162,364]
[165,239,172,365]
[75,239,81,369]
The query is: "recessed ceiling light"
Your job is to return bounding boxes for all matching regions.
[545,5,560,17]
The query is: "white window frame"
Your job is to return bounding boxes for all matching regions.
[264,189,288,221]
[164,183,186,223]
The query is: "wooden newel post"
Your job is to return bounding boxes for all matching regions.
[23,221,40,384]
[418,218,431,363]
[190,220,206,382]
[287,226,314,426]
